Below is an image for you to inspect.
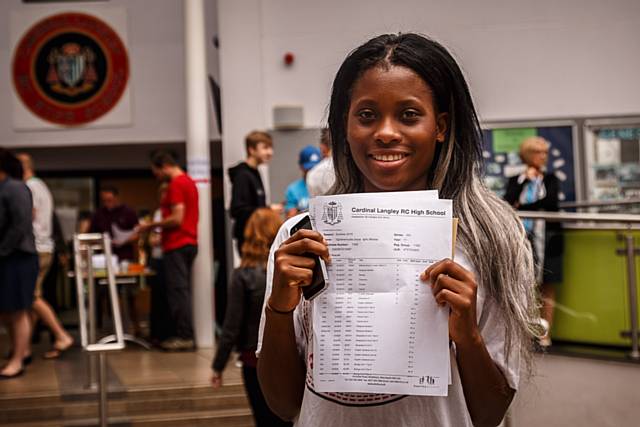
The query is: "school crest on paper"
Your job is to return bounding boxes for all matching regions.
[322,201,343,225]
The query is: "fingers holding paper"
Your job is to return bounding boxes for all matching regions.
[271,229,330,312]
[421,259,481,346]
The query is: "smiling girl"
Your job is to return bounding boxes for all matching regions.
[257,33,537,427]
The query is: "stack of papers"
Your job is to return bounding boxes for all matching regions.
[111,223,135,246]
[308,190,453,396]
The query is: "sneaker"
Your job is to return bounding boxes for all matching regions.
[160,338,195,351]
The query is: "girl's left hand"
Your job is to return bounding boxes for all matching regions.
[421,259,481,346]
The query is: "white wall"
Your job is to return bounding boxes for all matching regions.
[217,0,640,171]
[217,0,266,196]
[0,0,220,148]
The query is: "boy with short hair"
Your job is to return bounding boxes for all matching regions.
[228,130,275,254]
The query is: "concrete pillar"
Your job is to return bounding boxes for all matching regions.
[184,0,214,347]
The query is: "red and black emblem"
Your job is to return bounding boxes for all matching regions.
[12,12,129,126]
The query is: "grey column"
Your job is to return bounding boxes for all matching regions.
[184,0,214,347]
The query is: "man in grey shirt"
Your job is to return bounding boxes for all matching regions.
[17,153,74,359]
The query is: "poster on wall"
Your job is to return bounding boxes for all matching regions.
[10,8,131,129]
[586,124,640,205]
[481,124,577,204]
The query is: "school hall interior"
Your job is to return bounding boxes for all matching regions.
[1,0,639,426]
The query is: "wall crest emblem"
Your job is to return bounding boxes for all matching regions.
[12,12,129,126]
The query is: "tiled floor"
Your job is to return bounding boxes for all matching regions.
[1,333,253,426]
[5,333,640,427]
[0,353,61,396]
[109,347,243,389]
[513,352,640,427]
[0,335,242,398]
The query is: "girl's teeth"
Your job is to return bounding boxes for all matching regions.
[374,154,405,161]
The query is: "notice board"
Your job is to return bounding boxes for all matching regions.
[481,124,576,204]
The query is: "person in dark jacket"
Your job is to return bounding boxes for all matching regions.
[228,131,282,256]
[89,186,140,262]
[0,148,39,379]
[504,136,564,347]
[211,208,290,427]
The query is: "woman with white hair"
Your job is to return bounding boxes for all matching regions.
[504,136,564,348]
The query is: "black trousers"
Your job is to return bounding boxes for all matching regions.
[149,257,174,342]
[163,245,197,340]
[242,366,292,427]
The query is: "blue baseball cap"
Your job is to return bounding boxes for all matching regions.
[299,145,322,171]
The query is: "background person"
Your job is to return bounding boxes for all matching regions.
[16,153,73,359]
[210,208,290,427]
[0,148,38,379]
[90,186,141,333]
[283,145,321,218]
[89,186,140,263]
[147,183,174,346]
[306,128,335,197]
[76,210,92,234]
[257,33,537,426]
[141,150,199,351]
[504,136,564,348]
[229,130,280,255]
[38,212,71,340]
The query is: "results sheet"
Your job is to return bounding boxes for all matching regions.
[308,191,452,396]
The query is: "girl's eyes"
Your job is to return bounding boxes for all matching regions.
[401,109,421,121]
[357,110,376,121]
[355,109,422,123]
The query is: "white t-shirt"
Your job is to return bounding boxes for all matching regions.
[257,215,520,427]
[306,157,335,198]
[26,177,54,254]
[150,209,163,259]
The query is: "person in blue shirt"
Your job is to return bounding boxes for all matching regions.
[284,145,321,218]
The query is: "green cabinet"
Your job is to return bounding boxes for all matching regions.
[552,230,640,346]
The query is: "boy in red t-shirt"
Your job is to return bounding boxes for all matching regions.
[141,151,199,351]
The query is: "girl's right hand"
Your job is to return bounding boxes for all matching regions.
[270,228,330,312]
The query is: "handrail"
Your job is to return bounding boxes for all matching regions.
[73,232,125,427]
[559,198,640,209]
[516,210,640,360]
[518,210,640,225]
[74,233,125,352]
